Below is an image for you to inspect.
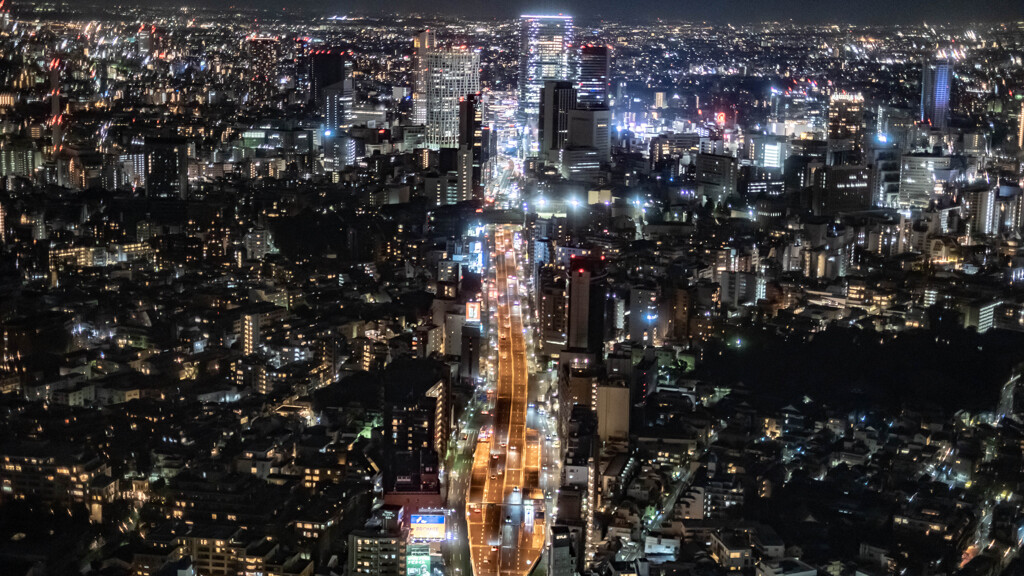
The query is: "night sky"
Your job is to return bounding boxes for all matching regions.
[158,0,1024,23]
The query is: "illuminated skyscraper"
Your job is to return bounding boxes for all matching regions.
[519,15,574,121]
[828,93,864,145]
[246,35,281,105]
[322,73,354,133]
[458,93,490,199]
[828,92,864,164]
[323,77,355,172]
[424,49,480,150]
[411,29,436,126]
[577,45,610,109]
[1018,101,1024,150]
[309,49,349,107]
[921,59,951,131]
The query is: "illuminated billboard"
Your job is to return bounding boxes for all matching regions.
[466,301,481,323]
[410,514,446,541]
[407,545,431,576]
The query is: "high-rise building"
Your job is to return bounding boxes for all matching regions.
[556,106,611,182]
[567,258,606,354]
[424,49,480,150]
[246,35,280,104]
[519,15,574,121]
[539,269,568,355]
[348,530,406,576]
[577,45,610,109]
[828,92,864,161]
[828,93,864,141]
[1018,101,1024,150]
[1,140,41,179]
[323,78,355,172]
[921,59,952,131]
[594,382,630,441]
[566,108,611,162]
[696,153,738,206]
[898,152,957,209]
[309,49,350,106]
[459,323,482,382]
[867,146,901,207]
[425,171,462,206]
[897,151,958,207]
[411,29,436,126]
[548,526,577,576]
[963,183,996,237]
[144,137,188,199]
[539,81,577,159]
[629,285,661,344]
[458,93,491,199]
[323,78,354,132]
[242,312,260,356]
[810,165,872,216]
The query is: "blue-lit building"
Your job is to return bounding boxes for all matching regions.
[921,59,951,131]
[519,14,574,121]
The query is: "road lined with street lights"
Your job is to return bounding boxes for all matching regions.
[466,226,546,576]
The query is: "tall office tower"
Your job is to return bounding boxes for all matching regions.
[828,92,864,161]
[519,14,574,121]
[246,35,281,104]
[458,93,490,199]
[323,80,355,172]
[567,258,607,354]
[144,137,188,199]
[424,49,480,150]
[539,81,578,159]
[566,108,611,161]
[577,45,610,109]
[322,78,354,132]
[411,29,436,125]
[1018,101,1024,150]
[309,49,350,106]
[921,59,951,131]
[559,106,611,182]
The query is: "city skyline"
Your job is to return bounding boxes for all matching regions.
[1,3,1024,576]
[30,0,1024,24]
